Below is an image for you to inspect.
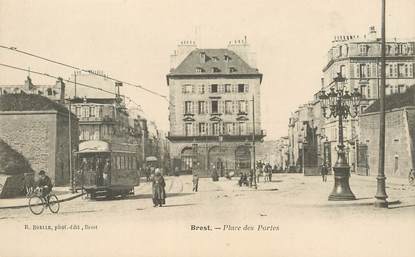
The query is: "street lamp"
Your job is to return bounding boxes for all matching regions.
[319,72,361,201]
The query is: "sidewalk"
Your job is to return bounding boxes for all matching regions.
[0,187,84,210]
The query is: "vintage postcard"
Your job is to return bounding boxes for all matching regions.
[0,0,414,257]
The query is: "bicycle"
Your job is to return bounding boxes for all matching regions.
[28,187,60,215]
[409,169,415,185]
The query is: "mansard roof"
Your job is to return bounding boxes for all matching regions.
[168,48,261,77]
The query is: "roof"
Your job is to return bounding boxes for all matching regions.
[364,86,415,113]
[168,48,260,76]
[0,93,69,113]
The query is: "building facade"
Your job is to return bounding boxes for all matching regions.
[166,39,265,176]
[320,26,415,172]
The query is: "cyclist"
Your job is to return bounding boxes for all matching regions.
[37,170,53,201]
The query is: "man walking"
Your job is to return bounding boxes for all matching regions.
[320,163,329,182]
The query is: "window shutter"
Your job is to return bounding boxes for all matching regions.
[350,64,355,77]
[393,64,398,77]
[232,84,236,93]
[409,63,413,78]
[192,85,195,93]
[245,84,249,93]
[207,100,211,114]
[233,101,237,114]
[367,65,371,78]
[183,101,186,114]
[372,63,377,78]
[355,64,360,78]
[245,101,249,114]
[192,123,196,136]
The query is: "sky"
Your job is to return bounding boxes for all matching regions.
[0,0,414,139]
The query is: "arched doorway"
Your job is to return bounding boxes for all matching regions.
[181,147,193,173]
[208,146,225,176]
[235,145,251,171]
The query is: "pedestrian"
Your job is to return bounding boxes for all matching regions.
[152,169,166,207]
[192,172,199,192]
[268,164,272,182]
[321,163,329,182]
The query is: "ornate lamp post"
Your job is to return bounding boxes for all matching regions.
[319,72,362,200]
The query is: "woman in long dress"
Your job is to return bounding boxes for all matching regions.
[152,169,166,207]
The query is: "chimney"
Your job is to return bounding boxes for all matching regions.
[55,77,65,102]
[24,76,34,91]
[367,26,377,41]
[227,36,257,68]
[170,40,197,70]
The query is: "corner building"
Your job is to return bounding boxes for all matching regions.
[166,40,265,177]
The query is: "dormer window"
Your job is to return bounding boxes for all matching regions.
[212,56,219,62]
[229,67,237,73]
[212,67,221,73]
[195,67,205,73]
[224,55,231,62]
[359,44,369,56]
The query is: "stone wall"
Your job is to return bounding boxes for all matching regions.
[358,107,415,178]
[0,111,78,185]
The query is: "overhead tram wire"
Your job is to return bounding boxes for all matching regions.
[0,63,142,110]
[0,45,170,102]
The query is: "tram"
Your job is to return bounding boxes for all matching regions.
[74,140,139,199]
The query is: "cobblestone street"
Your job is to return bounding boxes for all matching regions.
[1,174,414,257]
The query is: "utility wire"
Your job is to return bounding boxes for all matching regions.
[0,63,142,110]
[0,45,168,100]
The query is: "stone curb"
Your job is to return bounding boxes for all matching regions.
[0,192,85,210]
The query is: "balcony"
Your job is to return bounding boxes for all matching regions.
[167,129,266,142]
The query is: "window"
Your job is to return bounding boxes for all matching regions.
[212,56,219,62]
[224,55,231,62]
[212,123,219,135]
[238,100,247,113]
[182,84,193,93]
[82,106,89,118]
[211,84,218,93]
[359,64,368,78]
[360,85,367,98]
[212,67,220,73]
[229,67,237,73]
[225,122,234,135]
[238,122,246,135]
[89,106,95,117]
[199,123,206,135]
[398,64,405,77]
[224,84,232,93]
[47,88,53,95]
[359,44,368,56]
[238,84,245,93]
[185,101,192,114]
[76,107,81,117]
[211,100,218,113]
[195,67,205,73]
[225,100,233,114]
[198,101,206,114]
[199,84,205,94]
[185,123,193,136]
